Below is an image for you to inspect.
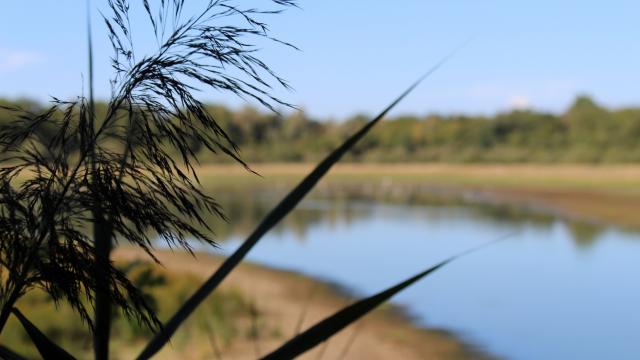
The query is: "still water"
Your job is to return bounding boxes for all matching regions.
[214,195,640,360]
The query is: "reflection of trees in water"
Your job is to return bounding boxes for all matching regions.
[319,181,616,248]
[447,200,611,249]
[446,204,606,249]
[199,182,615,248]
[207,187,372,242]
[566,222,603,248]
[466,205,555,228]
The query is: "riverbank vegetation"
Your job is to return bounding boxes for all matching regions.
[3,95,639,163]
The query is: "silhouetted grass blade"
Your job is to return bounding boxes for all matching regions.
[0,344,27,360]
[137,54,455,359]
[259,258,451,359]
[260,235,512,359]
[11,308,76,360]
[86,2,111,359]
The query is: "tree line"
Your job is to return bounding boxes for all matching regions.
[3,95,640,163]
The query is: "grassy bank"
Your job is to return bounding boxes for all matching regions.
[4,246,483,359]
[197,163,640,230]
[3,257,255,359]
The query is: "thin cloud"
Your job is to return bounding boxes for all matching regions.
[0,49,42,73]
[509,95,532,110]
[467,80,584,112]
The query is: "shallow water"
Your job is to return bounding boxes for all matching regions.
[214,196,640,360]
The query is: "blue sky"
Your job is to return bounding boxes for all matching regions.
[1,1,639,119]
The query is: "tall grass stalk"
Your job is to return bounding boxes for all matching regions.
[85,2,114,358]
[0,0,297,357]
[0,2,494,359]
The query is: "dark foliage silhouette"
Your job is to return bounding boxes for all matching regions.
[138,54,452,359]
[0,1,476,359]
[0,0,296,358]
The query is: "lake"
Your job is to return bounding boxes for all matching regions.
[208,190,640,360]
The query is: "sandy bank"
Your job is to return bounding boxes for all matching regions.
[114,246,490,359]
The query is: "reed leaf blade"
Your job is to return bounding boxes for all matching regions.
[259,258,451,359]
[260,235,511,359]
[11,308,76,360]
[0,344,28,360]
[137,59,450,359]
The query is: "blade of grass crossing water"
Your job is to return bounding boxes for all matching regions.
[137,51,461,359]
[259,257,453,359]
[259,235,512,360]
[11,308,76,360]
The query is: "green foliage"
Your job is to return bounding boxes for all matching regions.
[0,261,250,359]
[5,95,635,164]
[11,308,75,359]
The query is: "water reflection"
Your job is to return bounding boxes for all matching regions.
[210,189,375,242]
[205,185,640,360]
[208,185,616,248]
